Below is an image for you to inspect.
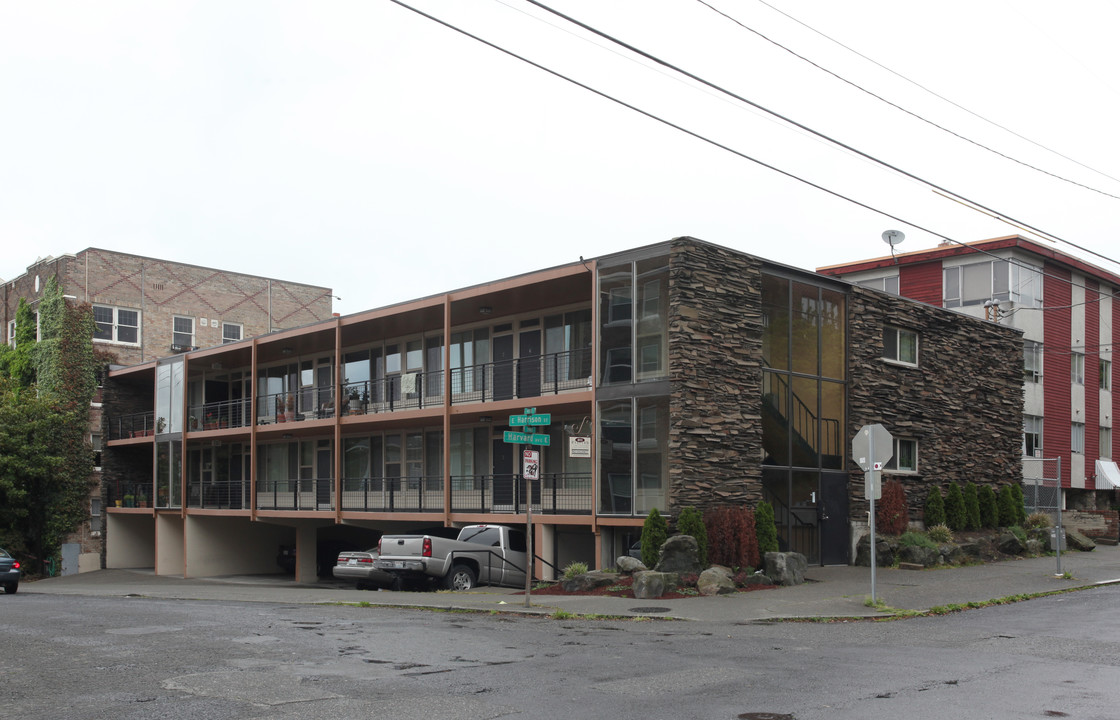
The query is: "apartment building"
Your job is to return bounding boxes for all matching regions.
[2,248,334,572]
[820,234,1120,518]
[101,237,1023,581]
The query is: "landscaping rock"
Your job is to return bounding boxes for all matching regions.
[616,556,647,575]
[742,572,774,586]
[897,544,939,567]
[1026,538,1044,555]
[995,532,1025,555]
[1066,528,1096,552]
[855,536,895,567]
[763,551,807,586]
[632,570,673,599]
[560,571,616,593]
[957,541,983,558]
[655,535,702,574]
[938,544,964,564]
[697,567,736,596]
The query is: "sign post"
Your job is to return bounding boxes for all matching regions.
[504,408,551,607]
[852,423,893,604]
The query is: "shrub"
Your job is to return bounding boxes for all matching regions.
[678,572,700,588]
[640,508,668,568]
[1025,511,1053,529]
[703,505,759,569]
[963,482,981,530]
[997,485,1018,527]
[877,480,910,535]
[1008,525,1028,545]
[944,482,967,531]
[562,561,588,580]
[754,501,779,556]
[978,485,999,529]
[1011,483,1027,525]
[926,524,953,543]
[924,485,945,528]
[898,531,937,550]
[676,506,709,567]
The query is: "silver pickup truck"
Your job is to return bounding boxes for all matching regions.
[375,524,529,590]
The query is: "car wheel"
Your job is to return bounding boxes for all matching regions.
[443,564,476,591]
[4,583,16,594]
[389,575,403,592]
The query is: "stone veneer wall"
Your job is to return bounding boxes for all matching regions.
[847,286,1024,524]
[666,238,765,511]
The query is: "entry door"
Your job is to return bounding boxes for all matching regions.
[819,472,849,565]
[518,329,541,399]
[316,441,332,509]
[493,335,514,401]
[492,438,514,508]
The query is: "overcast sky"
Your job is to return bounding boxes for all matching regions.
[3,1,1119,315]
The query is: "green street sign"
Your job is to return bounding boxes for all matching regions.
[509,412,552,427]
[503,431,551,446]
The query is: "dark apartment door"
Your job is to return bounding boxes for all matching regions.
[316,443,332,510]
[493,335,514,401]
[492,438,514,508]
[518,329,541,399]
[820,472,849,565]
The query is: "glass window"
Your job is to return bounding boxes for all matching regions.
[1023,415,1043,456]
[1072,353,1085,385]
[1100,360,1111,390]
[1100,427,1111,460]
[599,399,632,514]
[883,327,918,365]
[792,283,820,376]
[92,305,140,344]
[635,257,668,380]
[600,264,633,385]
[173,316,194,349]
[820,288,845,381]
[1024,341,1042,383]
[943,267,961,307]
[1072,422,1085,454]
[761,273,790,370]
[222,323,242,343]
[859,276,898,295]
[885,438,917,472]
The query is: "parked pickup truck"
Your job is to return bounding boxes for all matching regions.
[375,524,529,591]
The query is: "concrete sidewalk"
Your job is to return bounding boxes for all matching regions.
[21,544,1120,622]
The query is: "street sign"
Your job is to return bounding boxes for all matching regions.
[865,470,882,501]
[852,423,893,472]
[569,435,591,458]
[523,449,540,481]
[509,412,551,427]
[503,430,551,446]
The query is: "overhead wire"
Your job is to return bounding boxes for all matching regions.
[693,0,1120,202]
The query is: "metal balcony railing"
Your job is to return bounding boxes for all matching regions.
[107,411,156,440]
[450,348,592,405]
[257,386,336,425]
[256,478,336,511]
[187,480,250,509]
[188,398,252,431]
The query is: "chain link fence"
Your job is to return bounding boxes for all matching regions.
[1022,456,1061,514]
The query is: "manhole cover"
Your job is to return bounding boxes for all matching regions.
[739,714,794,720]
[628,606,670,614]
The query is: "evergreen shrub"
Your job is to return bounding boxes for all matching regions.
[1011,483,1027,524]
[676,506,709,567]
[926,524,953,543]
[898,531,937,550]
[924,485,945,528]
[963,482,982,530]
[978,485,999,529]
[640,508,668,568]
[997,485,1018,527]
[944,482,966,531]
[755,501,779,556]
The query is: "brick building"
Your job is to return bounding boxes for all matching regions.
[2,248,334,572]
[101,237,1023,580]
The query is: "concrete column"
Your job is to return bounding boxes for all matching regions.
[296,525,318,584]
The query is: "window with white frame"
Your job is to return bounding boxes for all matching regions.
[885,438,917,472]
[90,498,101,534]
[92,305,140,344]
[1100,427,1111,459]
[1024,341,1042,383]
[91,433,102,470]
[859,276,899,295]
[943,260,1043,308]
[1024,415,1043,456]
[1072,422,1085,454]
[1100,359,1111,390]
[172,316,194,349]
[1072,352,1085,385]
[883,326,918,365]
[6,319,14,348]
[222,322,243,344]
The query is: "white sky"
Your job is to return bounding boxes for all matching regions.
[3,1,1119,314]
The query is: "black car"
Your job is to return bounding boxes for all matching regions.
[0,548,21,594]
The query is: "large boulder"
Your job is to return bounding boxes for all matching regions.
[616,556,647,575]
[763,551,808,586]
[560,571,616,593]
[855,535,895,567]
[697,567,736,596]
[632,570,675,599]
[995,532,1026,555]
[1066,528,1096,552]
[938,544,964,564]
[897,544,939,567]
[741,572,774,587]
[654,535,702,575]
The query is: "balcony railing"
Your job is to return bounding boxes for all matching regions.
[256,478,336,511]
[340,369,445,416]
[107,411,156,440]
[339,475,445,512]
[337,472,592,514]
[450,348,592,405]
[187,480,250,509]
[188,399,252,432]
[257,386,336,425]
[107,480,153,508]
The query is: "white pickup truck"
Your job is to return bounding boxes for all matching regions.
[375,524,529,591]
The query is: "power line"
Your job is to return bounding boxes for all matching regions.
[752,0,1120,188]
[518,0,1120,276]
[694,0,1120,202]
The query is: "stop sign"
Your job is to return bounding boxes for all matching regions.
[852,423,893,472]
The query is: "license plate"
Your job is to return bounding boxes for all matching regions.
[392,561,405,569]
[348,559,357,565]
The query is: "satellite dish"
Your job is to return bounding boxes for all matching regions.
[882,230,905,247]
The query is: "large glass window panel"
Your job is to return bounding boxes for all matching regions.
[156,364,171,434]
[820,380,845,469]
[761,274,790,370]
[762,467,790,552]
[992,260,1010,300]
[762,370,790,466]
[599,264,633,385]
[343,437,370,490]
[636,257,669,381]
[790,376,819,468]
[943,267,961,307]
[791,471,820,563]
[117,309,138,343]
[599,399,632,513]
[94,305,113,341]
[425,431,442,491]
[819,288,845,380]
[792,283,820,376]
[634,396,668,513]
[962,262,991,306]
[450,429,474,490]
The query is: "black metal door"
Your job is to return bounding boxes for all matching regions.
[518,329,541,398]
[493,335,514,401]
[492,438,514,507]
[820,472,849,565]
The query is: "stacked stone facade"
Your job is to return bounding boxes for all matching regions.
[846,286,1025,524]
[667,238,765,511]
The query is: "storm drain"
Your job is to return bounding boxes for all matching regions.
[628,607,670,614]
[739,714,794,720]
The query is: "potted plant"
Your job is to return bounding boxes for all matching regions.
[123,494,135,508]
[156,417,166,434]
[347,388,360,415]
[285,394,295,422]
[137,492,148,508]
[189,415,199,431]
[204,409,217,430]
[115,499,123,507]
[360,388,369,414]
